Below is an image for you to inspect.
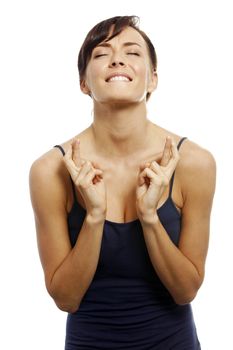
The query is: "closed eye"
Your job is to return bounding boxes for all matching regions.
[94,54,107,58]
[127,52,140,56]
[94,53,140,58]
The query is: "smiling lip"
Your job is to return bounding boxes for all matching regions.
[106,73,132,82]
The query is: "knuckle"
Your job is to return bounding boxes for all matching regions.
[150,162,155,169]
[158,178,163,186]
[79,180,86,188]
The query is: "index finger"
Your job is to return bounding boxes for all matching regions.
[160,136,172,166]
[139,152,163,170]
[72,138,82,167]
[166,139,180,170]
[171,139,180,160]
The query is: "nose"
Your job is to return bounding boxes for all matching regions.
[108,47,127,67]
[109,55,126,67]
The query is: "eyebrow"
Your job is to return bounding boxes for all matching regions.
[95,41,142,49]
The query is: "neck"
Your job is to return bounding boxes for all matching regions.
[89,102,154,159]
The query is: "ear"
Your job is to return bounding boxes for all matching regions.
[80,79,91,96]
[147,70,158,94]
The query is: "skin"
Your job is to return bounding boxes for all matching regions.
[29,25,216,309]
[63,135,179,221]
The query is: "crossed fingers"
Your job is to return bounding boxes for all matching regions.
[63,138,103,184]
[139,136,180,172]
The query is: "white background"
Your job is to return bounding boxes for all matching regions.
[0,0,232,349]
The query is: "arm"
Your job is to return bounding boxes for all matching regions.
[140,146,216,305]
[29,155,105,313]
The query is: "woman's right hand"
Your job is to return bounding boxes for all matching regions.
[63,138,107,217]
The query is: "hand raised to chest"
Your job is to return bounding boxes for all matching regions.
[136,136,180,222]
[63,138,107,217]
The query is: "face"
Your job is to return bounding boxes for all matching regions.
[81,26,157,104]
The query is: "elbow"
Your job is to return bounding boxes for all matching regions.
[46,284,80,313]
[174,291,197,305]
[54,299,80,313]
[174,283,201,305]
[174,274,204,305]
[51,291,80,313]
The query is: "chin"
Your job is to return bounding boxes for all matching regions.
[98,93,145,104]
[100,99,139,106]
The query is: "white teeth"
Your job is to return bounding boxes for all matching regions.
[108,76,130,82]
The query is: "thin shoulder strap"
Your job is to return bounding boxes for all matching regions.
[169,137,187,197]
[53,145,77,202]
[54,144,65,156]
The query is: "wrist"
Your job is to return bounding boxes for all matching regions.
[140,211,160,226]
[86,211,106,224]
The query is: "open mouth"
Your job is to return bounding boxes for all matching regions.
[106,75,132,83]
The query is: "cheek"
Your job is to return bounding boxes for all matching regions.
[137,67,150,86]
[87,66,98,82]
[86,63,106,88]
[84,69,98,91]
[134,61,149,80]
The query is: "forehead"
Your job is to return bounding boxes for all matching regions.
[97,26,147,50]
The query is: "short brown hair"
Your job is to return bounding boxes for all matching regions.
[77,15,157,101]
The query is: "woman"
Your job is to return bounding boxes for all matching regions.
[29,15,216,349]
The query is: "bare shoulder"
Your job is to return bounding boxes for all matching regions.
[29,146,67,189]
[28,130,86,214]
[29,132,80,184]
[176,138,217,202]
[28,141,73,216]
[178,138,216,175]
[156,125,216,186]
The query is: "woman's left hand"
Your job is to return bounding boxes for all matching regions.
[136,136,180,221]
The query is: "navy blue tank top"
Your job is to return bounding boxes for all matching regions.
[54,137,201,349]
